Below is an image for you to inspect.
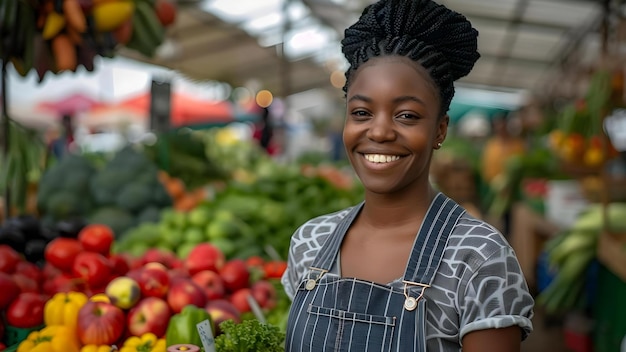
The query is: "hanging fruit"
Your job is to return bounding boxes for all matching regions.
[0,0,178,82]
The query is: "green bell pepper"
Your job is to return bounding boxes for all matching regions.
[165,305,213,347]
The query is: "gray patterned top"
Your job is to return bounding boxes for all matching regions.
[281,205,534,351]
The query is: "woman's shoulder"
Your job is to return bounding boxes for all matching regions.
[288,205,356,252]
[445,212,516,270]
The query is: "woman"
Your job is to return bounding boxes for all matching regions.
[281,0,534,351]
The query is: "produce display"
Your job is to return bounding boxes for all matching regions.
[547,69,621,169]
[537,203,626,314]
[37,147,173,236]
[1,0,176,81]
[0,124,366,350]
[0,223,288,351]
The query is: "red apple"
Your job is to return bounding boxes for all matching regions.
[127,297,171,337]
[0,245,21,274]
[168,268,189,282]
[166,278,207,313]
[11,272,39,293]
[136,264,170,299]
[206,299,241,335]
[43,273,85,295]
[142,248,177,269]
[251,280,277,310]
[42,262,62,280]
[108,254,130,276]
[15,261,42,284]
[72,252,112,288]
[219,259,249,293]
[44,237,83,272]
[185,243,225,276]
[191,270,225,300]
[170,258,184,270]
[77,301,126,345]
[229,288,252,314]
[6,292,46,328]
[0,272,20,309]
[78,224,115,256]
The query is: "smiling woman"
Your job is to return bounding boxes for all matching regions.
[281,0,534,351]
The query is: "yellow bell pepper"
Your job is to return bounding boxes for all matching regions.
[90,293,111,303]
[80,344,115,352]
[17,325,80,352]
[44,291,88,332]
[119,333,166,352]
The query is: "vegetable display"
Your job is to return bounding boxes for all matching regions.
[537,203,626,314]
[164,305,212,348]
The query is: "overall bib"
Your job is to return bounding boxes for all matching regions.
[285,193,464,352]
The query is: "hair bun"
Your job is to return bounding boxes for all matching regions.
[342,0,479,81]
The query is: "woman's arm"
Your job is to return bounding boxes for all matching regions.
[462,326,522,352]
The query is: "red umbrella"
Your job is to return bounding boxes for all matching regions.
[111,92,234,127]
[36,92,104,116]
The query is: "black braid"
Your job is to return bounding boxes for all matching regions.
[341,0,480,114]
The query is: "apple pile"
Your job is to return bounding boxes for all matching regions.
[0,223,288,350]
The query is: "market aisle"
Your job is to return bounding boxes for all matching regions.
[522,308,569,352]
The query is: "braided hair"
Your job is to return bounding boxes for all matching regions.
[341,0,480,114]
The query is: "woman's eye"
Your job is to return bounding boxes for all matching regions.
[397,113,419,120]
[351,110,370,118]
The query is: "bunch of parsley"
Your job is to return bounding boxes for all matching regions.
[214,319,285,352]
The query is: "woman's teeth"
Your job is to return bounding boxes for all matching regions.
[364,154,400,163]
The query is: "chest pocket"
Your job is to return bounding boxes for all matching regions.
[304,304,396,352]
[290,276,401,352]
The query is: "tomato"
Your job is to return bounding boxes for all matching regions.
[72,252,112,288]
[78,224,115,256]
[45,238,83,272]
[6,292,46,328]
[0,245,21,274]
[245,255,265,269]
[263,261,288,279]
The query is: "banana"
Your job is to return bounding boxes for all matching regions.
[135,0,164,49]
[42,11,66,39]
[125,5,157,57]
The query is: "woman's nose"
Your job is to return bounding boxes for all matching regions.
[366,116,396,142]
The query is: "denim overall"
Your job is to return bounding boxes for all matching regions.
[285,193,464,352]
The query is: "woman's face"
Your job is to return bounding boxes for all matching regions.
[343,56,448,195]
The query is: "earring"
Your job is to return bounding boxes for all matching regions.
[437,142,442,148]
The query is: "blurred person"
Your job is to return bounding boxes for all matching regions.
[281,0,534,351]
[253,107,279,155]
[481,111,527,234]
[481,111,526,184]
[48,114,76,161]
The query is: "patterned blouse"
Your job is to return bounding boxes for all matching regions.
[281,205,534,351]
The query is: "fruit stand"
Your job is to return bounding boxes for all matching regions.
[0,114,364,351]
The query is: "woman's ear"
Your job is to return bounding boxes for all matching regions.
[435,114,449,148]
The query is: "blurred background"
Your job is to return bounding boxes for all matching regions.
[1,0,626,351]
